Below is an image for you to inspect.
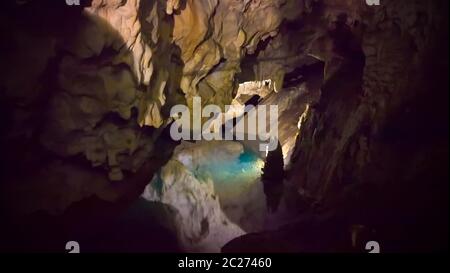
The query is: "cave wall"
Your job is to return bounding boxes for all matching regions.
[0,0,306,214]
[233,0,449,252]
[287,0,448,210]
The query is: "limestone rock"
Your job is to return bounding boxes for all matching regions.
[142,141,246,252]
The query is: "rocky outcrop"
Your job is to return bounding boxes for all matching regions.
[142,141,247,252]
[173,0,304,107]
[0,0,307,215]
[225,0,449,252]
[287,0,448,206]
[1,0,182,213]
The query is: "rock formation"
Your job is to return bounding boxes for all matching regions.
[0,0,304,213]
[225,0,449,252]
[142,141,247,252]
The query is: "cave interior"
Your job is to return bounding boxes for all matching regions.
[0,0,448,253]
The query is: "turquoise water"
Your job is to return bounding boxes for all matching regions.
[197,148,264,198]
[151,147,263,197]
[205,150,262,183]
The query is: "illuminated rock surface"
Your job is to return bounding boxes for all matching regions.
[142,141,265,252]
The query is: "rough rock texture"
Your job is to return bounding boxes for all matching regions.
[1,0,183,213]
[287,0,448,213]
[173,0,304,108]
[225,0,449,252]
[142,141,246,252]
[0,0,306,215]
